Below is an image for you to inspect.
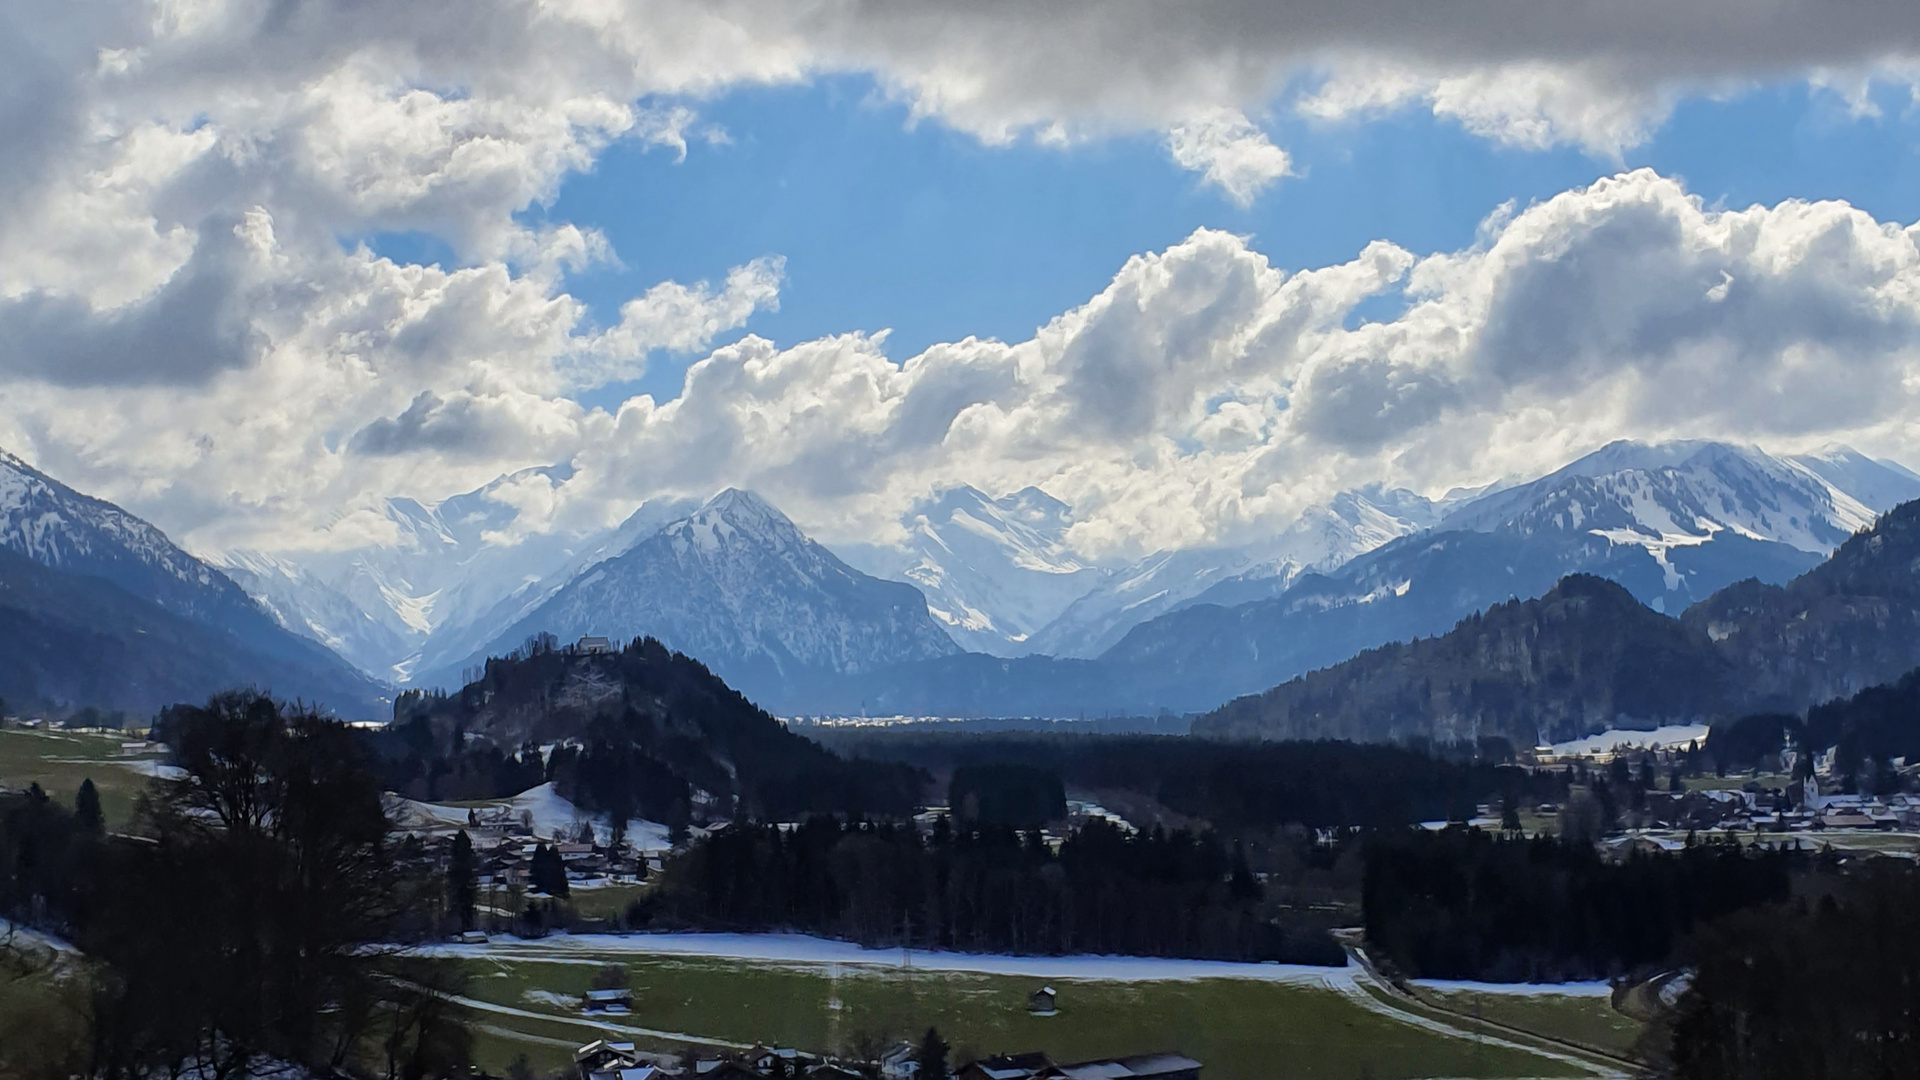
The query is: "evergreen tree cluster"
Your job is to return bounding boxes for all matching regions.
[1363,827,1792,982]
[948,763,1066,826]
[646,815,1344,964]
[1670,863,1920,1080]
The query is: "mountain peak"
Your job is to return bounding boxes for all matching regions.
[697,488,795,532]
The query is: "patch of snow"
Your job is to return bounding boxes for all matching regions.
[1411,978,1615,998]
[1550,723,1711,758]
[426,931,1354,986]
[0,918,80,955]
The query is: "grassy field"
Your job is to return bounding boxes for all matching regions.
[1415,988,1645,1059]
[1683,774,1788,792]
[446,951,1594,1080]
[564,883,653,921]
[0,930,93,1078]
[0,727,163,828]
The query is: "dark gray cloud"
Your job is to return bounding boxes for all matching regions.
[0,218,263,386]
[350,391,500,457]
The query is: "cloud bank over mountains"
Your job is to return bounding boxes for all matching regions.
[3,2,1920,560]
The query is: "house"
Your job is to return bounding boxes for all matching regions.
[750,1046,814,1077]
[1027,986,1057,1015]
[878,1042,921,1079]
[577,635,614,653]
[575,1040,643,1080]
[582,988,633,1013]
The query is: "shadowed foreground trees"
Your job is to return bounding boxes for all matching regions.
[1670,865,1920,1080]
[1,691,469,1080]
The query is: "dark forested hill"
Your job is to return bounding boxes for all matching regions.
[1197,575,1730,745]
[1683,499,1920,711]
[389,635,924,820]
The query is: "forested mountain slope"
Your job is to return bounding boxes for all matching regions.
[1197,499,1920,744]
[1197,575,1730,745]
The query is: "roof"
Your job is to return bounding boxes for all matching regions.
[1051,1054,1202,1079]
[585,988,632,1000]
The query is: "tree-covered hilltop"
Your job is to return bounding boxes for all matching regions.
[386,634,926,821]
[1198,575,1730,746]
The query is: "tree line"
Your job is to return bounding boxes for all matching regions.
[1362,827,1793,983]
[640,815,1344,965]
[824,731,1568,831]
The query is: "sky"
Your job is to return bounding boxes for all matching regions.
[6,1,1920,560]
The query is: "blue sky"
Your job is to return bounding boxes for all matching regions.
[483,76,1920,408]
[17,1,1920,556]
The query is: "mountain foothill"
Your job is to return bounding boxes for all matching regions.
[8,438,1920,756]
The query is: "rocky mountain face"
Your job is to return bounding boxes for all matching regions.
[431,489,959,703]
[0,450,385,715]
[1195,497,1920,745]
[1196,575,1731,746]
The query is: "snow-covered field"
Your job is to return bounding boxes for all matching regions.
[1550,724,1711,759]
[1411,978,1616,998]
[427,930,1357,986]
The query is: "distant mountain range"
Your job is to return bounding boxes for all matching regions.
[0,450,385,716]
[1196,495,1920,747]
[176,436,1920,724]
[778,440,1920,718]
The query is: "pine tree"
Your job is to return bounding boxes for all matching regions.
[914,1027,949,1080]
[74,777,103,834]
[531,843,570,898]
[448,830,478,931]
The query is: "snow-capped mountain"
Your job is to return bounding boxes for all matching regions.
[426,489,960,702]
[1024,486,1444,658]
[838,485,1107,655]
[403,493,700,681]
[1436,440,1918,606]
[208,549,414,676]
[1,448,257,624]
[221,465,630,681]
[0,448,385,714]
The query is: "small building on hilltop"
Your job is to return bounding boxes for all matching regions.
[1027,986,1058,1015]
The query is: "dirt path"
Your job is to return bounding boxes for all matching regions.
[1333,934,1643,1080]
